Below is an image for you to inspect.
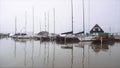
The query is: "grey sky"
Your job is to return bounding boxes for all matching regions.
[0,0,120,34]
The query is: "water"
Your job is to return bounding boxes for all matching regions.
[0,38,120,68]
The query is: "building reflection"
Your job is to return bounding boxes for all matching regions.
[90,42,114,53]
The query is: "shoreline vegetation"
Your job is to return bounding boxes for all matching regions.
[0,33,9,38]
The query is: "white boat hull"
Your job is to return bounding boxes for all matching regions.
[78,36,93,42]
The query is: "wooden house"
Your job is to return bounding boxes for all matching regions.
[90,24,104,35]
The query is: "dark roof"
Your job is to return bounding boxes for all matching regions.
[90,24,104,33]
[37,31,49,35]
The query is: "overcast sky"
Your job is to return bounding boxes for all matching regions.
[0,0,120,34]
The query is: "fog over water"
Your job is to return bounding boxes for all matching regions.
[0,0,120,34]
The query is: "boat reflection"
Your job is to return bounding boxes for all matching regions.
[12,38,28,43]
[61,45,73,49]
[60,44,73,68]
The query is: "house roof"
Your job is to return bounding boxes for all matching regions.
[90,24,104,33]
[37,31,49,35]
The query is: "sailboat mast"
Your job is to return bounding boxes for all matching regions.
[53,8,55,34]
[15,16,17,34]
[82,0,85,34]
[71,0,73,33]
[48,12,49,32]
[25,11,27,33]
[32,7,34,35]
[88,0,90,32]
[39,15,41,32]
[44,12,46,31]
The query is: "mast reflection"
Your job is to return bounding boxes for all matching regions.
[31,40,34,68]
[52,41,55,68]
[60,43,74,68]
[24,42,27,67]
[14,40,16,58]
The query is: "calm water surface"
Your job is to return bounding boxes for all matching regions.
[0,38,120,68]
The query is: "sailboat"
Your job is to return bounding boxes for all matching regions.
[37,12,50,41]
[11,16,28,39]
[17,11,28,39]
[11,16,19,38]
[60,0,74,35]
[77,0,93,42]
[56,0,79,44]
[38,9,58,41]
[49,8,59,41]
[17,11,33,39]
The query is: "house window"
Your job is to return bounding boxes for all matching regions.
[93,29,95,31]
[95,28,98,31]
[98,28,100,31]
